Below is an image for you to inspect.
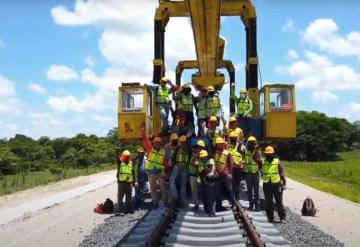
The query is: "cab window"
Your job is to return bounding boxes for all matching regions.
[121,88,144,111]
[269,87,293,111]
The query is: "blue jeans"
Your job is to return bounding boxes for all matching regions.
[135,169,149,202]
[245,172,260,206]
[170,166,188,205]
[215,174,235,206]
[201,182,215,215]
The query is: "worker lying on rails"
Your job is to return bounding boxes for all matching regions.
[244,136,263,211]
[228,131,244,201]
[173,83,198,128]
[224,116,244,143]
[198,150,217,217]
[188,140,206,212]
[141,127,169,209]
[117,150,138,214]
[214,137,236,212]
[230,85,253,137]
[196,87,208,135]
[262,146,287,223]
[206,86,224,126]
[133,146,149,208]
[147,77,178,133]
[203,116,223,156]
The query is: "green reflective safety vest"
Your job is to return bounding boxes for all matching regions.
[119,161,134,182]
[146,148,166,171]
[244,149,259,173]
[207,128,221,146]
[198,158,215,184]
[156,86,170,104]
[262,158,281,183]
[175,148,189,171]
[237,98,252,115]
[228,145,242,168]
[214,150,229,173]
[198,97,207,119]
[189,156,198,176]
[207,96,220,117]
[181,94,194,112]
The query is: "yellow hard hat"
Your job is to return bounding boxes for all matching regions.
[247,136,257,142]
[229,116,237,122]
[207,86,215,92]
[215,137,225,144]
[153,137,162,143]
[240,88,247,93]
[160,77,169,82]
[122,150,131,156]
[209,116,217,122]
[179,135,187,142]
[196,140,205,147]
[182,84,191,89]
[137,146,145,152]
[170,133,179,140]
[264,146,275,154]
[199,150,208,158]
[229,131,238,138]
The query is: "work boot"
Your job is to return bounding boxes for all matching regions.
[192,205,199,212]
[268,218,274,223]
[255,204,260,211]
[216,204,227,212]
[248,204,254,211]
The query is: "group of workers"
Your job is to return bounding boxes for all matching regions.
[117,77,287,223]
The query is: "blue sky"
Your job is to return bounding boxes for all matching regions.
[1,0,360,139]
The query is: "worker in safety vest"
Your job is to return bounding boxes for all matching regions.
[117,150,137,214]
[230,85,253,137]
[171,105,196,138]
[244,136,262,211]
[171,135,191,207]
[206,86,224,125]
[133,146,149,207]
[214,137,235,211]
[228,131,244,201]
[204,116,223,156]
[173,84,198,127]
[262,146,287,222]
[188,140,206,212]
[224,116,244,142]
[142,130,169,209]
[197,87,208,134]
[148,77,177,133]
[198,150,217,217]
[168,133,179,202]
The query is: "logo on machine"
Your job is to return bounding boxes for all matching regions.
[124,122,134,133]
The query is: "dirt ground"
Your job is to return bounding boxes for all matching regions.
[283,178,360,247]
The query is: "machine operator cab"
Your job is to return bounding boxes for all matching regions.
[259,84,296,140]
[118,83,160,141]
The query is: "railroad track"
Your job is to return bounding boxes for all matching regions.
[119,197,290,247]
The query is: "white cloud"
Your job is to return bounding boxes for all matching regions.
[302,19,360,59]
[337,102,360,122]
[84,55,95,68]
[287,49,299,60]
[276,50,360,91]
[281,19,295,32]
[46,65,78,81]
[0,74,15,97]
[28,82,46,94]
[0,75,21,116]
[312,91,338,103]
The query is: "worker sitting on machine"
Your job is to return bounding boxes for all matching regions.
[230,85,253,137]
[206,86,224,126]
[171,105,195,138]
[173,83,198,127]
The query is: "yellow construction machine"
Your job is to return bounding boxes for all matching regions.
[118,0,296,141]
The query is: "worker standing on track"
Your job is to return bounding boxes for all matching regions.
[230,85,253,137]
[228,131,244,201]
[244,136,262,211]
[117,150,137,214]
[173,84,198,127]
[204,116,223,156]
[188,140,206,212]
[141,129,169,209]
[262,146,287,223]
[197,87,208,134]
[168,133,179,203]
[214,137,235,211]
[198,150,217,217]
[133,146,149,207]
[206,86,224,125]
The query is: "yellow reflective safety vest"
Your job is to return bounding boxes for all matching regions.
[189,156,199,176]
[207,127,221,146]
[207,96,220,117]
[175,148,189,171]
[237,98,252,115]
[146,148,166,171]
[119,161,134,182]
[244,149,259,173]
[181,94,194,112]
[262,158,281,183]
[214,150,229,173]
[198,97,207,119]
[156,86,170,104]
[228,144,242,168]
[227,127,244,141]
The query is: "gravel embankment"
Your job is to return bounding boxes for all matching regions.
[79,209,148,247]
[272,207,344,247]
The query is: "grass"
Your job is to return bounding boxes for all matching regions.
[0,164,116,196]
[284,151,360,203]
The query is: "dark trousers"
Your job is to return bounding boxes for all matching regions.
[245,172,260,206]
[118,181,132,212]
[201,182,216,215]
[263,182,286,221]
[215,174,235,207]
[135,171,149,203]
[232,168,243,200]
[237,116,251,137]
[185,111,195,127]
